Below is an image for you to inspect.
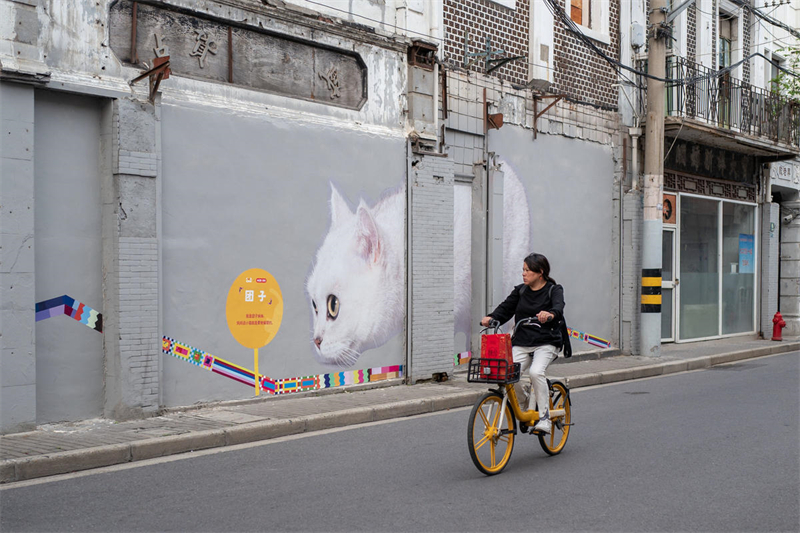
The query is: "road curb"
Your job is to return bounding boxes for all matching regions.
[563,342,799,389]
[2,344,796,484]
[0,390,485,484]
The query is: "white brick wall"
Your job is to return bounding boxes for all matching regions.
[119,151,158,177]
[409,154,456,381]
[118,237,160,412]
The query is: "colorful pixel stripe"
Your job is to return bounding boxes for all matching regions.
[567,328,611,349]
[162,336,403,395]
[35,295,103,332]
[455,351,471,365]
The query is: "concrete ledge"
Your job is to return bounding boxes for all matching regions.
[372,399,433,421]
[562,373,602,388]
[130,429,227,461]
[660,360,689,375]
[0,461,15,483]
[303,407,374,432]
[224,419,303,446]
[13,444,131,481]
[431,392,483,411]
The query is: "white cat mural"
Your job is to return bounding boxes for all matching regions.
[306,184,406,367]
[307,159,530,368]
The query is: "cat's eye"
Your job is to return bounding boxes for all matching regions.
[327,294,339,320]
[312,300,317,313]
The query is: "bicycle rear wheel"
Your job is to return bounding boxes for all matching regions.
[467,392,516,475]
[538,381,571,455]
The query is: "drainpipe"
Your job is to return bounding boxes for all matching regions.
[630,127,642,190]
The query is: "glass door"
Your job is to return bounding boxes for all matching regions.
[679,196,720,340]
[661,228,676,341]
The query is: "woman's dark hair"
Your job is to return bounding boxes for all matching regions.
[524,253,556,284]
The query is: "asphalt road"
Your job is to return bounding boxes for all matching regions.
[2,352,798,532]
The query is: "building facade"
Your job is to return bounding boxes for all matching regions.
[1,0,797,433]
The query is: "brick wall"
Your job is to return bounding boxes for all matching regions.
[688,7,697,63]
[443,0,530,86]
[409,153,456,382]
[118,237,160,412]
[104,98,161,419]
[552,0,620,108]
[742,9,751,83]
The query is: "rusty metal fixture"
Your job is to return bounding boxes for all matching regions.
[130,57,171,103]
[408,40,437,71]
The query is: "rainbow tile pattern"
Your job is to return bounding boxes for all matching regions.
[35,295,103,332]
[455,351,471,365]
[163,336,403,395]
[567,328,611,349]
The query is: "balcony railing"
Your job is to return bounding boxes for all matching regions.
[638,57,800,149]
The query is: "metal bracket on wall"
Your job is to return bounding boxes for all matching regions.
[533,94,564,139]
[130,56,171,103]
[463,32,524,73]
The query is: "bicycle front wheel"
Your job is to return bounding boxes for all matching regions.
[467,392,516,475]
[538,381,571,455]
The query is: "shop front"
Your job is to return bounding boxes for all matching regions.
[661,172,758,342]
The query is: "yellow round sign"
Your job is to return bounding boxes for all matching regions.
[225,268,283,349]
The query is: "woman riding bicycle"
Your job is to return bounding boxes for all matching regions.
[480,252,565,435]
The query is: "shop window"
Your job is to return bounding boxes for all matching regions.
[722,203,756,335]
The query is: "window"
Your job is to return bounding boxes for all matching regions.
[718,12,736,69]
[568,0,609,44]
[769,53,784,94]
[570,0,585,25]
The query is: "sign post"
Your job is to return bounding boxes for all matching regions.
[225,268,283,396]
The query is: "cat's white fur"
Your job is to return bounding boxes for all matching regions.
[308,159,530,367]
[453,160,530,334]
[306,184,405,367]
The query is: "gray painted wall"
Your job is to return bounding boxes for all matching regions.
[160,102,406,406]
[488,126,615,344]
[1,82,37,433]
[33,90,105,423]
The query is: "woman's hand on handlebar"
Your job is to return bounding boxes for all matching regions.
[536,311,555,323]
[480,316,494,327]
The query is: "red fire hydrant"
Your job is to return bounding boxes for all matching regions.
[772,312,786,341]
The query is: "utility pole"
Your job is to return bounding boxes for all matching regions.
[641,0,668,357]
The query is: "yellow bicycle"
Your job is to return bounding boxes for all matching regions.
[466,320,572,475]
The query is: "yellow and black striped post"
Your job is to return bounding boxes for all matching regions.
[641,269,662,313]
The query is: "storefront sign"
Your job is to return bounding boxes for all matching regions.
[738,234,754,274]
[662,193,676,224]
[770,162,800,191]
[109,0,368,110]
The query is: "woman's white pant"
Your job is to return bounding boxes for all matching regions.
[512,345,558,417]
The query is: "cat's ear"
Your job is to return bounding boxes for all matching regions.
[355,204,381,263]
[329,183,351,226]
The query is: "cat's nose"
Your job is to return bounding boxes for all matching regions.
[314,337,322,348]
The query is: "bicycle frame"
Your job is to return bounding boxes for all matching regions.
[490,383,567,432]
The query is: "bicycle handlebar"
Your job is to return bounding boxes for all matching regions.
[512,317,542,336]
[480,317,544,336]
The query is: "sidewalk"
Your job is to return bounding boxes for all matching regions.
[2,337,797,484]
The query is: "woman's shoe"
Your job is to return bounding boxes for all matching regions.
[533,417,551,434]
